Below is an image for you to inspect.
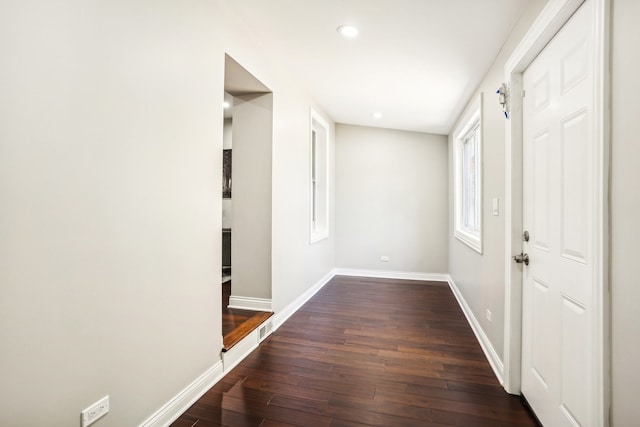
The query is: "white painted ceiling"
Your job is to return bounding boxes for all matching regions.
[224,0,532,135]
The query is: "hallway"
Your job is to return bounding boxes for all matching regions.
[173,277,537,426]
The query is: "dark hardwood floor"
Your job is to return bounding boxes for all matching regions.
[175,276,538,426]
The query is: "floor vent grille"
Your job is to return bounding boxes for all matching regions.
[259,322,273,341]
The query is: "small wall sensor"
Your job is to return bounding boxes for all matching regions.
[496,83,509,119]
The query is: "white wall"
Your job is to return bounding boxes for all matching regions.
[0,1,222,425]
[217,6,337,317]
[0,1,336,425]
[336,124,448,274]
[610,0,640,423]
[447,0,547,365]
[223,118,233,150]
[232,93,273,300]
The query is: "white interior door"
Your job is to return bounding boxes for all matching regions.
[521,1,596,425]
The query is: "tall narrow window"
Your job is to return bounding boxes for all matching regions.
[454,94,482,253]
[310,109,329,243]
[311,129,317,226]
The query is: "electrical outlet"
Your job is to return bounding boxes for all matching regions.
[380,256,389,262]
[81,396,109,427]
[486,309,492,322]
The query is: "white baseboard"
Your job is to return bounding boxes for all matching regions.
[138,362,224,427]
[334,268,450,283]
[228,296,272,312]
[140,270,334,426]
[445,275,504,384]
[222,328,260,373]
[272,269,336,330]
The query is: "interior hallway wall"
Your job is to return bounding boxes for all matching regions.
[447,0,548,365]
[336,124,448,274]
[0,1,336,425]
[0,2,223,425]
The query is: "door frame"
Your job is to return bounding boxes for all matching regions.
[502,0,610,424]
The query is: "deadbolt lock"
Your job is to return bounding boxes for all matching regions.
[523,230,530,242]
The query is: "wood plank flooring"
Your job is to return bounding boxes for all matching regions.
[223,311,274,352]
[222,282,258,337]
[222,281,274,350]
[174,276,538,426]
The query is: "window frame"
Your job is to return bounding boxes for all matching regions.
[453,94,483,254]
[309,109,329,243]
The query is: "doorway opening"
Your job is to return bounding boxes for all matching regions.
[221,54,274,351]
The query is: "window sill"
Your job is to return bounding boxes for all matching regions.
[454,229,482,254]
[310,230,329,244]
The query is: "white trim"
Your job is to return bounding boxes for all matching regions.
[334,268,450,283]
[228,296,272,312]
[505,0,585,74]
[222,327,260,373]
[272,269,335,330]
[446,275,504,384]
[138,362,224,427]
[595,1,611,422]
[503,1,609,426]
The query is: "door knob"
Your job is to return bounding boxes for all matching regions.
[513,253,529,266]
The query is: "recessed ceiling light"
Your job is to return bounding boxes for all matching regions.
[373,112,382,119]
[337,25,359,38]
[223,101,231,109]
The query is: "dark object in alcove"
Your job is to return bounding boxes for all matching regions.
[222,228,231,276]
[222,149,232,198]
